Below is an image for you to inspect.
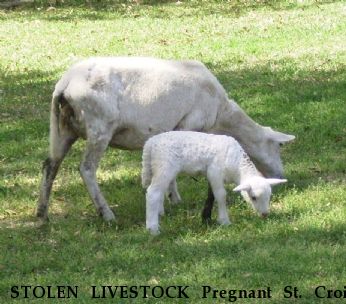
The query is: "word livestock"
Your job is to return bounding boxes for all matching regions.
[91,285,189,299]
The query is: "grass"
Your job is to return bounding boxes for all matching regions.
[0,0,346,303]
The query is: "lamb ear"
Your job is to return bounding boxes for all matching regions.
[233,184,251,192]
[266,178,287,186]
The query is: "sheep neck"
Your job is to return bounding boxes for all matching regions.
[214,100,264,152]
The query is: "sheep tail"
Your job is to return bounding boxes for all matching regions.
[141,142,153,189]
[48,91,64,159]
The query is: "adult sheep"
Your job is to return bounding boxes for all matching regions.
[37,57,295,222]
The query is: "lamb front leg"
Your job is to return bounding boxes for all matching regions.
[207,168,231,226]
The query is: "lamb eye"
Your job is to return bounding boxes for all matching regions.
[279,143,284,147]
[251,196,257,201]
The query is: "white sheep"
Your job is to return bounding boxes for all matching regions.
[142,131,287,235]
[37,56,294,222]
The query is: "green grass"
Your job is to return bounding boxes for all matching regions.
[1,0,346,303]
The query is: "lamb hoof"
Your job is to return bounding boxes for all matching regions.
[218,218,231,226]
[148,227,160,236]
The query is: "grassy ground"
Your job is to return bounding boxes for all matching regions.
[1,0,346,303]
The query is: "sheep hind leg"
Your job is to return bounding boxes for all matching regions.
[80,134,115,222]
[202,183,214,223]
[37,135,77,220]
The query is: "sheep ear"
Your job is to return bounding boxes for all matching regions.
[233,184,251,192]
[266,178,287,186]
[273,132,295,143]
[266,128,295,143]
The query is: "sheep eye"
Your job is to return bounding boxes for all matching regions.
[251,196,257,201]
[279,143,284,147]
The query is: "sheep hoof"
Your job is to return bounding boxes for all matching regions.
[36,211,45,218]
[102,211,116,222]
[37,216,49,224]
[202,217,213,226]
[168,193,181,204]
[201,208,212,223]
[36,210,49,222]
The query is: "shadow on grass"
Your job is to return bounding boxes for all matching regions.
[0,0,341,21]
[0,69,58,163]
[1,68,57,120]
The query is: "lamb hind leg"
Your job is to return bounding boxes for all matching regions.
[80,134,115,221]
[146,168,178,234]
[146,185,165,235]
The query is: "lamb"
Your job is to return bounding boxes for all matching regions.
[142,131,287,235]
[37,56,294,222]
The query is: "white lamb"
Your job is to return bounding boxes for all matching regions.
[142,131,287,235]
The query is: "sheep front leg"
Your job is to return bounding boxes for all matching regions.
[167,179,181,204]
[146,186,164,235]
[202,183,214,223]
[80,135,115,222]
